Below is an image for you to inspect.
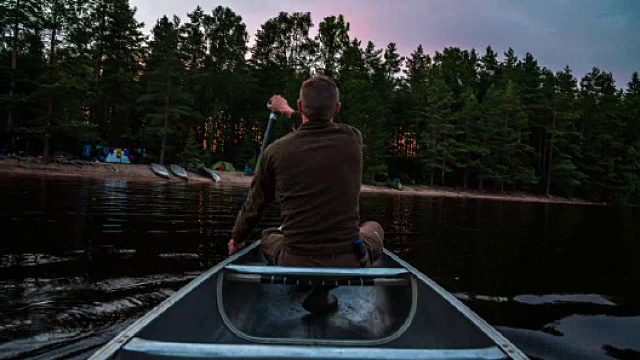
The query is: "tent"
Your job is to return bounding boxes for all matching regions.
[211,161,236,172]
[105,148,131,164]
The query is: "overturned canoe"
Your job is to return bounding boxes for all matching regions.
[89,241,528,360]
[150,163,170,179]
[390,178,403,191]
[170,164,189,181]
[202,167,221,183]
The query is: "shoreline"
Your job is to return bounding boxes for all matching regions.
[0,157,602,206]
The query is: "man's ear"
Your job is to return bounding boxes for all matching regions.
[335,102,342,114]
[297,100,303,113]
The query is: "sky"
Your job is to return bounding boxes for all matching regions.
[129,0,640,87]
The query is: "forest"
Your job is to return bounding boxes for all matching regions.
[1,0,640,204]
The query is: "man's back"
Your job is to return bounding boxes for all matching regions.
[229,76,383,280]
[266,120,363,255]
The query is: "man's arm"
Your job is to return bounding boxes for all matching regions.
[354,127,364,182]
[230,148,276,244]
[290,111,302,130]
[277,106,302,131]
[267,95,302,130]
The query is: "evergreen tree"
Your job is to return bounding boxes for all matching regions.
[138,15,192,164]
[0,5,639,203]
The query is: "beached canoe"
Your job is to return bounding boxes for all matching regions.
[202,167,221,183]
[88,241,528,360]
[170,164,189,181]
[390,178,403,191]
[150,163,170,179]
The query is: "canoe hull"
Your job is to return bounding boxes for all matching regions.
[89,242,528,360]
[202,168,221,183]
[150,163,170,179]
[170,164,189,181]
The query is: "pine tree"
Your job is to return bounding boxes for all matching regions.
[1,4,639,204]
[138,15,193,165]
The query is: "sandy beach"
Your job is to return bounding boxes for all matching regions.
[0,157,601,205]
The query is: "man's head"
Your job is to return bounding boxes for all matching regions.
[297,76,341,123]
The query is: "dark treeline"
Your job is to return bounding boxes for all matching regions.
[1,1,640,204]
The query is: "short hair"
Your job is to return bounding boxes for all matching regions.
[298,76,340,122]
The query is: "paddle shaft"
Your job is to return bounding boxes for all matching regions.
[261,112,277,155]
[255,111,277,170]
[230,106,278,246]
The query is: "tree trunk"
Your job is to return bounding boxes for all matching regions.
[541,129,548,190]
[538,132,544,177]
[43,135,50,162]
[91,4,107,126]
[463,169,469,189]
[546,112,555,197]
[160,93,169,165]
[44,6,58,162]
[7,0,19,133]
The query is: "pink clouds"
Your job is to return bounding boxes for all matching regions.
[129,0,639,84]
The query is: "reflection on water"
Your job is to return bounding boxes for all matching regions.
[0,177,639,359]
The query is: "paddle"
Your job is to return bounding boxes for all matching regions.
[222,106,280,258]
[261,111,278,155]
[254,110,277,171]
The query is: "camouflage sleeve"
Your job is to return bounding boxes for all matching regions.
[231,147,276,243]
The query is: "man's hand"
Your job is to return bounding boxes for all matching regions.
[228,239,245,256]
[268,95,295,118]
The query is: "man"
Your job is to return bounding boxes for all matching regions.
[227,75,384,313]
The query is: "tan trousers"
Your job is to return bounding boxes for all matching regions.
[261,221,384,268]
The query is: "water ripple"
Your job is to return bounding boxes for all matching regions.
[1,177,639,359]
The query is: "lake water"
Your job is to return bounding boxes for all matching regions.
[0,177,639,359]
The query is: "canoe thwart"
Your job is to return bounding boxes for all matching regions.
[225,273,409,286]
[224,264,410,278]
[122,338,509,360]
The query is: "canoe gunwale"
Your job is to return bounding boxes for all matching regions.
[384,251,529,360]
[87,242,262,360]
[122,338,509,360]
[88,241,529,360]
[215,269,419,346]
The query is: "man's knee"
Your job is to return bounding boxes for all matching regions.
[360,221,384,243]
[359,221,384,262]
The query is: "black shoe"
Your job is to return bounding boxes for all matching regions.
[302,287,338,315]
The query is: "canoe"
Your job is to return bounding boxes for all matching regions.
[390,178,403,191]
[88,241,528,360]
[170,164,189,181]
[202,167,221,183]
[150,163,170,179]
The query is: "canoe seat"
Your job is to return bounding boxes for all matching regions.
[223,264,411,286]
